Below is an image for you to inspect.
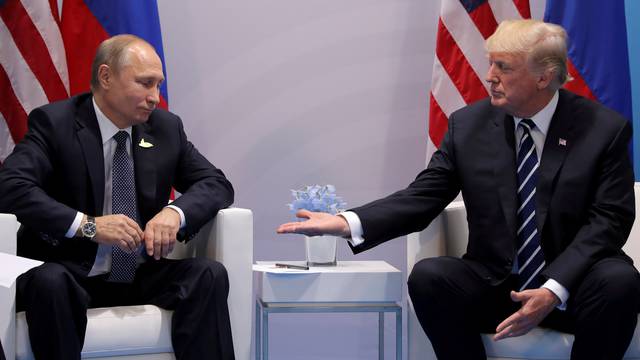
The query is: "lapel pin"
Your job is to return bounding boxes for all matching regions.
[138,138,154,148]
[558,138,567,146]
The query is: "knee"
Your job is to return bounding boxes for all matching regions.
[190,259,229,292]
[597,265,640,307]
[408,258,447,299]
[21,263,74,294]
[17,263,79,310]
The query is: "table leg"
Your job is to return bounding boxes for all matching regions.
[395,308,402,360]
[255,301,261,360]
[379,312,384,360]
[262,307,269,360]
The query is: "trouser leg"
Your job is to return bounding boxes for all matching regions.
[135,258,235,360]
[556,258,640,360]
[408,257,516,360]
[17,263,90,360]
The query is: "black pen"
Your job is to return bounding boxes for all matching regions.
[275,263,309,270]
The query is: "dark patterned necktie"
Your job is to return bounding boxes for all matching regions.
[108,131,139,283]
[516,119,545,291]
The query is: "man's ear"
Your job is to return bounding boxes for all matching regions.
[536,68,554,91]
[97,64,112,90]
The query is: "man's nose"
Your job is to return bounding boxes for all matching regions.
[147,87,160,106]
[485,64,498,84]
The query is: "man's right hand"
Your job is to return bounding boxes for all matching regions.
[276,210,351,237]
[93,214,144,253]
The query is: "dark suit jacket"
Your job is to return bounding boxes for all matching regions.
[0,93,234,278]
[350,89,635,293]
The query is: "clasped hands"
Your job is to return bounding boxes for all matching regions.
[92,207,180,260]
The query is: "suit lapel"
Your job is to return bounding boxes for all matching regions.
[536,91,573,233]
[75,96,105,215]
[492,113,518,239]
[132,123,157,224]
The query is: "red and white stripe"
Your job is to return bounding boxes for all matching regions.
[0,0,68,162]
[427,0,530,162]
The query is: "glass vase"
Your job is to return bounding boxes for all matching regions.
[305,235,337,266]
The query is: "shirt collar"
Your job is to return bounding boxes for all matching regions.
[513,91,559,136]
[92,96,132,145]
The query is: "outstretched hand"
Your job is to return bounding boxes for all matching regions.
[493,288,560,341]
[276,210,351,237]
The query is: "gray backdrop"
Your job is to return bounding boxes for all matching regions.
[157,1,545,358]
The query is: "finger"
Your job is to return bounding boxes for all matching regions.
[276,223,295,233]
[493,324,515,341]
[295,209,313,219]
[153,231,162,260]
[125,227,141,249]
[510,290,528,302]
[118,238,135,253]
[496,312,521,333]
[144,227,155,256]
[161,232,172,258]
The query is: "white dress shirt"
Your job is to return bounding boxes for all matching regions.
[341,91,569,308]
[64,98,186,276]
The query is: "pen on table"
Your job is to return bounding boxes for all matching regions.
[275,263,309,270]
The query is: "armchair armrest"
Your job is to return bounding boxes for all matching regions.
[406,201,467,275]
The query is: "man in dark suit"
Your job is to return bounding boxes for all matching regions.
[0,35,235,359]
[278,19,640,359]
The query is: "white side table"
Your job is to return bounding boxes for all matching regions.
[253,260,402,360]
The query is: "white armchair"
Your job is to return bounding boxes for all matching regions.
[0,208,253,360]
[407,185,640,360]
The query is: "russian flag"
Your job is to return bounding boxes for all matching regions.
[544,0,639,176]
[61,0,169,109]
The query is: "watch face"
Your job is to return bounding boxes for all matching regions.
[82,222,97,238]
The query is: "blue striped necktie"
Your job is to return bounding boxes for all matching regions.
[516,119,545,291]
[108,131,140,283]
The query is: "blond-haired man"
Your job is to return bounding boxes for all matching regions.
[278,20,639,359]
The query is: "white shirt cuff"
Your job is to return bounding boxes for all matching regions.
[542,278,569,310]
[165,205,186,229]
[338,211,364,246]
[66,212,85,238]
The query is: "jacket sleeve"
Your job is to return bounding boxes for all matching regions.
[349,116,461,254]
[0,108,78,238]
[169,116,234,239]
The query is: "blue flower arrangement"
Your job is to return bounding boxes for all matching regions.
[288,184,347,215]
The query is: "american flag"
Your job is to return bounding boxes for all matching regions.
[427,0,531,161]
[0,0,69,163]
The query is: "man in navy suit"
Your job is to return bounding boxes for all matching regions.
[278,20,640,359]
[0,35,235,360]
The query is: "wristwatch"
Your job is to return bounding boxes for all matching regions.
[81,216,97,240]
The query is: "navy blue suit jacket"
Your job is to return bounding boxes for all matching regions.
[350,89,634,293]
[0,93,234,277]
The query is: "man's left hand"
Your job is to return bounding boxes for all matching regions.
[494,288,560,341]
[144,207,181,260]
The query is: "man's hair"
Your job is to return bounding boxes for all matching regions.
[90,34,153,91]
[485,19,571,91]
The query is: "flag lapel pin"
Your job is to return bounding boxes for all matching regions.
[558,138,567,146]
[138,138,154,148]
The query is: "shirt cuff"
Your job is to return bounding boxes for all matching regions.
[338,211,364,246]
[66,212,85,238]
[165,205,186,229]
[542,278,570,311]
